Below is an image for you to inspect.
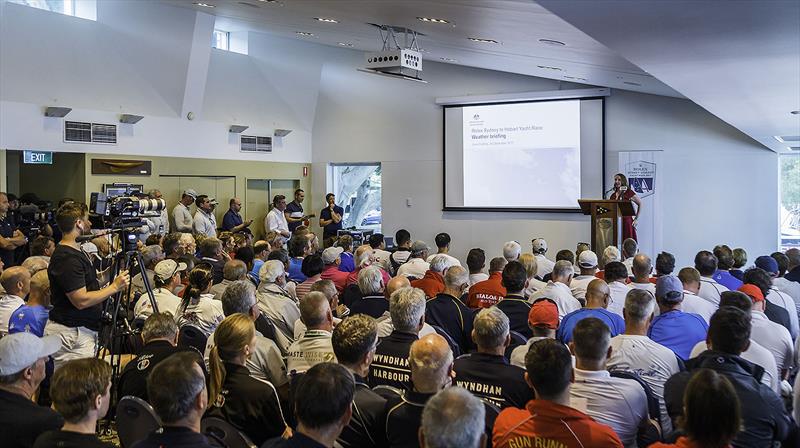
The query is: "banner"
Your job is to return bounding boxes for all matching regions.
[617,151,663,259]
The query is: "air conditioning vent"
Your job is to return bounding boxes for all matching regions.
[64,121,117,144]
[240,135,272,153]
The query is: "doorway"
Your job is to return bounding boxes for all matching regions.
[246,179,300,239]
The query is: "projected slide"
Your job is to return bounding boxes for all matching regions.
[461,101,581,208]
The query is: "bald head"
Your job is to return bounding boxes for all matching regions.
[632,254,652,281]
[409,334,454,393]
[21,256,49,276]
[28,270,50,307]
[385,275,411,300]
[444,265,469,291]
[299,291,333,330]
[0,266,30,297]
[585,279,610,309]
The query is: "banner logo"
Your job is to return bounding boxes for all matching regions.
[625,160,656,198]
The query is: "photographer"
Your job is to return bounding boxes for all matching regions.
[0,192,27,267]
[44,202,130,368]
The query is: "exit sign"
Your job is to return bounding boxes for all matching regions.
[23,151,53,164]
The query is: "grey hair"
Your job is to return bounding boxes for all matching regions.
[602,246,621,267]
[429,254,450,273]
[422,386,486,448]
[389,287,426,332]
[221,280,257,316]
[142,312,179,342]
[310,279,337,302]
[141,245,164,266]
[622,238,638,257]
[624,289,655,322]
[21,256,49,276]
[444,265,469,289]
[502,241,521,262]
[223,260,247,281]
[299,291,330,328]
[473,307,510,348]
[178,233,195,244]
[259,260,285,283]
[552,260,574,279]
[357,266,384,295]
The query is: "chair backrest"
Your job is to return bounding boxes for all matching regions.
[178,324,208,354]
[202,416,257,448]
[117,396,161,448]
[372,384,403,400]
[430,324,461,357]
[504,330,528,360]
[480,397,501,448]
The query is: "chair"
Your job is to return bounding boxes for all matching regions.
[178,324,208,355]
[202,416,256,448]
[505,330,528,360]
[480,397,501,448]
[430,324,461,357]
[372,384,402,400]
[117,396,161,448]
[609,369,663,446]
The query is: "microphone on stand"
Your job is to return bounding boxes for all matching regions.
[76,230,115,243]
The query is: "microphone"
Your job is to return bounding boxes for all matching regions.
[604,187,615,199]
[76,230,113,243]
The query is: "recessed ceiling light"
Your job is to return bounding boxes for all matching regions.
[623,81,642,86]
[564,75,587,82]
[194,2,215,7]
[296,31,314,37]
[537,65,562,71]
[468,37,499,44]
[314,17,339,23]
[338,42,353,47]
[539,38,566,46]
[440,57,457,62]
[417,17,450,24]
[791,110,799,115]
[257,0,278,2]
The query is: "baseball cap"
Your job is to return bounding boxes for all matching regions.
[209,198,219,206]
[655,275,683,302]
[528,299,559,330]
[154,259,188,281]
[754,256,779,276]
[738,284,764,302]
[183,189,198,199]
[578,250,598,269]
[322,246,344,265]
[0,332,61,376]
[532,238,547,254]
[411,240,430,255]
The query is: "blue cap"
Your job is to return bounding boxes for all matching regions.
[656,275,683,302]
[754,255,779,275]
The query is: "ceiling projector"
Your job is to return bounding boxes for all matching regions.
[359,25,427,83]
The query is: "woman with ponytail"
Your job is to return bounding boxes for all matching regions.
[174,262,224,336]
[206,313,290,445]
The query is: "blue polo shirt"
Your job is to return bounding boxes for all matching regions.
[221,208,243,231]
[287,257,306,283]
[338,252,355,272]
[557,308,625,344]
[8,304,49,337]
[712,270,743,291]
[648,310,708,360]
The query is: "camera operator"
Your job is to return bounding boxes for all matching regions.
[44,202,130,368]
[0,192,27,267]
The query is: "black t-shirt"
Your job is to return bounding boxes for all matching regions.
[319,205,344,238]
[33,430,115,448]
[0,388,64,448]
[338,375,387,448]
[132,427,222,448]
[0,214,16,267]
[285,201,304,232]
[262,432,327,448]
[384,390,434,448]
[48,244,103,330]
[349,295,389,319]
[496,295,533,339]
[453,352,534,409]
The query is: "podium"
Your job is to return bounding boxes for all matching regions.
[578,199,636,253]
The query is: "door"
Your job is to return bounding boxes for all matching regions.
[246,179,299,239]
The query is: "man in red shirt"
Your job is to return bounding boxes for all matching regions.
[320,247,349,293]
[492,339,623,448]
[467,257,507,308]
[411,254,452,299]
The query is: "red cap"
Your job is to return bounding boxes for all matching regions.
[528,300,559,330]
[738,284,764,302]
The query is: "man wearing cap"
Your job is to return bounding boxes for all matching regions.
[509,299,559,368]
[557,279,624,345]
[172,189,196,233]
[0,332,64,448]
[496,261,533,339]
[266,195,291,240]
[134,259,186,320]
[531,238,555,278]
[529,260,581,320]
[695,250,729,305]
[453,307,534,409]
[321,246,350,293]
[222,197,253,234]
[425,266,476,355]
[467,257,507,309]
[755,255,799,340]
[0,266,30,335]
[739,283,795,377]
[130,245,164,300]
[396,241,431,280]
[193,195,218,238]
[676,267,717,324]
[570,250,599,302]
[648,275,708,360]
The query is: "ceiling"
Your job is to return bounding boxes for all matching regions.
[164,0,800,153]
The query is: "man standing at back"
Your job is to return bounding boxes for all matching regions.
[222,197,253,234]
[285,189,308,234]
[319,193,344,248]
[266,195,291,240]
[192,195,218,238]
[172,189,196,233]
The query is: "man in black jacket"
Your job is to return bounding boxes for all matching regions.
[664,306,792,447]
[369,287,426,390]
[425,266,475,355]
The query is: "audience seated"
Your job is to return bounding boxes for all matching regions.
[495,261,533,338]
[603,261,630,317]
[350,266,389,318]
[296,253,324,301]
[130,245,163,299]
[134,259,185,320]
[294,280,344,338]
[425,233,460,266]
[337,235,356,272]
[467,257,507,308]
[0,266,29,335]
[369,233,393,273]
[786,248,800,282]
[209,259,247,302]
[425,265,476,354]
[174,263,224,337]
[466,247,489,286]
[569,250,599,302]
[519,252,547,297]
[648,275,708,360]
[596,246,622,280]
[531,238,554,278]
[21,255,49,276]
[530,260,581,320]
[653,251,676,280]
[389,229,413,273]
[502,241,522,263]
[0,333,63,448]
[321,247,349,292]
[695,251,729,305]
[453,307,534,408]
[257,260,301,342]
[737,282,794,377]
[397,241,431,279]
[621,238,638,276]
[197,237,226,284]
[8,269,50,336]
[771,251,800,308]
[676,267,717,324]
[744,267,793,335]
[541,249,574,282]
[411,254,450,299]
[287,291,337,375]
[712,244,744,291]
[419,386,485,448]
[629,254,656,294]
[557,278,624,344]
[754,256,799,338]
[731,247,748,281]
[509,299,559,368]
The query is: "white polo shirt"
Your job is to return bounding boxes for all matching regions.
[607,281,631,318]
[570,368,648,448]
[0,294,25,335]
[768,287,799,340]
[629,281,656,296]
[773,277,800,314]
[691,339,779,393]
[396,257,430,279]
[569,275,596,301]
[510,336,552,369]
[523,277,548,298]
[607,334,681,435]
[172,203,193,232]
[681,290,717,324]
[265,208,289,235]
[469,272,489,287]
[193,210,217,238]
[174,293,224,337]
[751,310,794,374]
[623,257,634,277]
[426,252,461,267]
[529,281,581,320]
[697,277,729,305]
[134,288,182,320]
[534,254,555,278]
[286,329,337,375]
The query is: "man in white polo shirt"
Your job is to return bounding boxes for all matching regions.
[265,195,290,240]
[677,267,717,324]
[569,317,648,447]
[570,250,599,302]
[629,254,656,295]
[529,260,580,320]
[695,250,729,305]
[604,261,631,318]
[172,189,196,233]
[607,288,681,435]
[531,238,554,278]
[755,255,799,340]
[621,238,638,277]
[772,252,800,313]
[740,283,794,378]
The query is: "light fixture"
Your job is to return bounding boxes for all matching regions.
[537,65,562,71]
[274,129,292,137]
[338,42,354,47]
[539,38,566,46]
[314,17,338,23]
[791,110,799,115]
[468,37,499,44]
[193,2,215,8]
[775,135,800,143]
[44,106,72,117]
[296,31,314,37]
[440,57,457,62]
[417,17,449,24]
[257,0,278,2]
[229,125,249,133]
[120,114,144,124]
[623,81,642,86]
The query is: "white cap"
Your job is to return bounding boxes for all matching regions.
[154,259,188,281]
[183,189,198,198]
[578,250,598,268]
[0,333,61,375]
[532,238,547,254]
[322,246,344,265]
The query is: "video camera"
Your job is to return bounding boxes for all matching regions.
[89,192,166,230]
[15,202,54,238]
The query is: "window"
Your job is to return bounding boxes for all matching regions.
[780,153,800,251]
[330,164,382,232]
[10,0,96,20]
[213,29,230,51]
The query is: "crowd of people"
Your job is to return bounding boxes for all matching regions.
[1,188,800,447]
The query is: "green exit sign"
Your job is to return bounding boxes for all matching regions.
[23,151,53,164]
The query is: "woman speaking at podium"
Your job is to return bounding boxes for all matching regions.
[610,173,642,242]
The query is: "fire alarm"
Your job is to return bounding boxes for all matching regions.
[303,166,308,177]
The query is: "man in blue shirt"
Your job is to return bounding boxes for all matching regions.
[557,279,625,344]
[285,189,311,234]
[648,275,708,360]
[319,193,344,247]
[221,197,253,234]
[712,245,743,291]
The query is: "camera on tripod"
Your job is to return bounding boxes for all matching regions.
[15,202,54,238]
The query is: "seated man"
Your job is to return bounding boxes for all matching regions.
[385,334,454,448]
[493,339,622,448]
[287,292,337,375]
[677,267,717,324]
[604,261,631,317]
[294,280,344,339]
[466,248,489,286]
[425,232,461,268]
[257,260,301,342]
[133,259,186,320]
[209,259,247,302]
[420,386,486,448]
[425,265,476,354]
[321,247,350,293]
[34,358,113,448]
[453,307,534,409]
[134,352,217,448]
[509,299,559,368]
[557,279,625,345]
[648,275,708,360]
[350,266,389,318]
[629,254,656,294]
[739,282,794,378]
[0,333,64,448]
[467,257,507,309]
[695,250,729,305]
[397,241,431,280]
[569,250,599,302]
[8,270,50,337]
[495,261,532,338]
[530,261,581,320]
[197,237,225,284]
[0,267,30,335]
[411,254,451,299]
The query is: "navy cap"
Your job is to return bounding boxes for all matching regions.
[656,275,684,302]
[754,255,779,276]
